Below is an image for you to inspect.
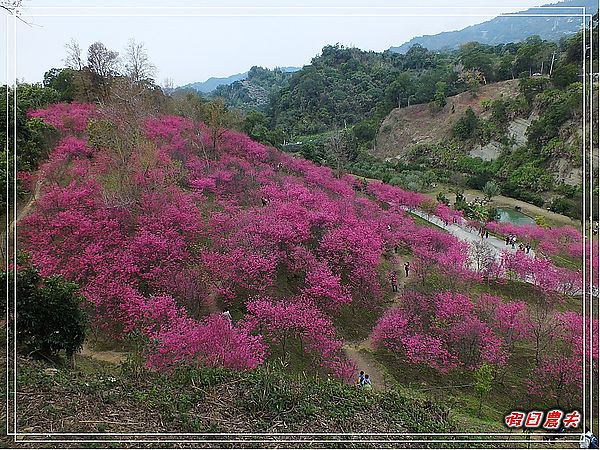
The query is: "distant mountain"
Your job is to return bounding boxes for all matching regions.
[390,0,597,54]
[180,66,300,94]
[180,72,247,94]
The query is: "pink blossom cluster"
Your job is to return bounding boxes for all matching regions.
[487,222,583,259]
[501,251,582,295]
[27,102,97,134]
[434,203,464,225]
[371,291,523,371]
[244,297,354,381]
[527,311,598,405]
[21,103,591,385]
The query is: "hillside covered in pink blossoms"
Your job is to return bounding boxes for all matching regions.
[19,102,596,411]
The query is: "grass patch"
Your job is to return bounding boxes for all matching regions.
[334,302,384,342]
[14,353,456,434]
[407,211,446,231]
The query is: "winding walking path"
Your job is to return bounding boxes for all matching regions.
[343,254,412,391]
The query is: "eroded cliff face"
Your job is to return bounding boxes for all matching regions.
[374,78,587,187]
[374,80,520,159]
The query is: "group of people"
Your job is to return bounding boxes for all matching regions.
[389,262,410,293]
[505,235,531,253]
[441,217,459,227]
[478,227,489,239]
[356,370,373,390]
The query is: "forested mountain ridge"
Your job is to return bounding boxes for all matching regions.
[371,22,597,215]
[178,66,300,96]
[179,71,247,93]
[210,66,300,111]
[245,21,597,220]
[390,0,598,54]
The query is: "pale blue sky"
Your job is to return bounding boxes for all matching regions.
[2,0,556,86]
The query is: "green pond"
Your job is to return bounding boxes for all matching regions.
[496,207,536,225]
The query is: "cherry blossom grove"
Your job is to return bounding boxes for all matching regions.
[18,103,592,388]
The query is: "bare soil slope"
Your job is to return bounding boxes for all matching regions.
[375,80,520,159]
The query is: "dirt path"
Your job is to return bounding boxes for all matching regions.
[80,342,127,365]
[343,341,390,391]
[2,179,43,260]
[343,255,412,391]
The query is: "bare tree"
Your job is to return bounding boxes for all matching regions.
[162,77,174,92]
[124,38,155,84]
[1,1,32,25]
[527,297,559,366]
[87,41,120,79]
[87,41,120,102]
[0,0,23,15]
[64,38,83,70]
[327,129,348,178]
[469,240,496,273]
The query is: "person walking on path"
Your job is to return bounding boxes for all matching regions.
[390,271,398,293]
[404,261,410,277]
[363,374,372,390]
[357,370,365,386]
[222,310,233,327]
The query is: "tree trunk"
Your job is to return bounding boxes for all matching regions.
[67,350,75,370]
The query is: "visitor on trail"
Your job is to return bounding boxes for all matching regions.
[223,310,232,324]
[404,261,410,277]
[511,236,516,249]
[357,370,365,386]
[485,230,489,239]
[390,271,398,293]
[505,236,510,246]
[363,374,372,390]
[580,430,599,449]
[519,243,525,252]
[526,244,531,254]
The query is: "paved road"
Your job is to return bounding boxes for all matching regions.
[409,209,532,260]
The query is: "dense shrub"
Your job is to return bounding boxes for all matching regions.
[452,107,478,140]
[2,264,87,359]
